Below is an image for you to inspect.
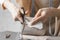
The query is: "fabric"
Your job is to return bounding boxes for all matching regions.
[25,17,43,30]
[0,0,4,5]
[4,0,19,20]
[23,17,46,36]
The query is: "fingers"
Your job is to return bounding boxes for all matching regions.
[31,11,46,25]
[15,11,24,23]
[31,16,45,25]
[16,15,23,24]
[31,9,43,23]
[34,9,43,18]
[31,16,42,25]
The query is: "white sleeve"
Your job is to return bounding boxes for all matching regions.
[0,0,20,20]
[0,0,23,21]
[0,0,4,5]
[4,0,19,20]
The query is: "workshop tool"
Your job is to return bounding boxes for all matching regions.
[19,7,25,40]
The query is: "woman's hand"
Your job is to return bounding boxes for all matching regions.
[30,7,60,25]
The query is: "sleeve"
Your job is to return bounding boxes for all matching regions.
[0,0,20,21]
[0,0,4,5]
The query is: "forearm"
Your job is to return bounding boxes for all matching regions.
[4,0,19,18]
[0,0,20,20]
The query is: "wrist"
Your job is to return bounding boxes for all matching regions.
[2,3,6,10]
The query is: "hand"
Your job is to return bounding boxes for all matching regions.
[15,11,24,24]
[30,7,60,25]
[15,9,31,24]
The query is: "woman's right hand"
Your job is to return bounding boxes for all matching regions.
[30,7,60,25]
